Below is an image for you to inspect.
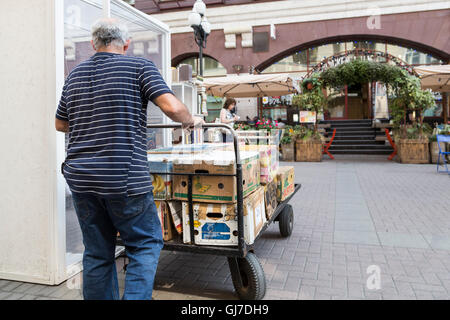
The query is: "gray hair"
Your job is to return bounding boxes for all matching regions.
[91,18,130,49]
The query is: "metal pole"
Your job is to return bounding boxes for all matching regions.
[103,0,111,18]
[199,40,203,77]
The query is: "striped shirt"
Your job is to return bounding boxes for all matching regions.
[56,52,172,197]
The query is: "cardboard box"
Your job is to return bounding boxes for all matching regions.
[182,187,266,246]
[241,144,279,184]
[155,201,177,241]
[264,178,278,220]
[173,151,260,203]
[148,153,196,200]
[276,166,295,202]
[167,201,182,234]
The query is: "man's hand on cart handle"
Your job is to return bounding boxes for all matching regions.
[182,115,205,130]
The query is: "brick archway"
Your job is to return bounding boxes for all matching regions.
[170,10,450,74]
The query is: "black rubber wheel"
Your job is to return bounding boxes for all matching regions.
[228,253,266,300]
[278,204,294,237]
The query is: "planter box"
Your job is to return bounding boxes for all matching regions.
[398,139,430,164]
[280,142,295,161]
[295,139,322,162]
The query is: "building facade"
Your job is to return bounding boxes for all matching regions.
[134,0,450,121]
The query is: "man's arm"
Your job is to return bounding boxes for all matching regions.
[153,93,203,128]
[55,118,69,133]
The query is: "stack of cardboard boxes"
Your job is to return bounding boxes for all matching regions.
[173,150,267,246]
[147,142,296,246]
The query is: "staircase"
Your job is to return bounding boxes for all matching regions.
[322,120,393,155]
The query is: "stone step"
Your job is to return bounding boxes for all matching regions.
[321,119,372,124]
[332,139,386,145]
[329,144,394,150]
[334,135,376,140]
[328,127,375,132]
[329,149,393,155]
[334,131,376,136]
[328,123,373,128]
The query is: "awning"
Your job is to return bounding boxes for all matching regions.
[202,74,298,98]
[414,65,450,92]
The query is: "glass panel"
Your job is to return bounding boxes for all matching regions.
[64,0,104,264]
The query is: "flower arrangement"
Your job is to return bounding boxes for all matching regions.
[234,123,253,131]
[255,118,279,132]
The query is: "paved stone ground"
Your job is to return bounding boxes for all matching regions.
[1,155,449,300]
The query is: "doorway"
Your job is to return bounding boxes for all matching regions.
[326,83,371,120]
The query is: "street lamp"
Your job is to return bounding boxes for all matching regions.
[188,0,211,77]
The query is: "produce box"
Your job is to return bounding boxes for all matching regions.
[264,178,278,220]
[155,201,177,241]
[182,187,266,246]
[276,166,295,202]
[172,151,260,203]
[148,155,172,200]
[241,144,279,184]
[147,153,186,200]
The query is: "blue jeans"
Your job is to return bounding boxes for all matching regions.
[71,191,163,300]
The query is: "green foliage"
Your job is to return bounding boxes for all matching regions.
[234,123,253,131]
[292,75,327,135]
[280,134,292,145]
[320,59,409,88]
[388,75,436,139]
[292,125,322,142]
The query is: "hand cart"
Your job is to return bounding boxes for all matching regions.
[118,123,301,300]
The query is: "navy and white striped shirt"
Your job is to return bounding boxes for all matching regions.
[56,52,172,197]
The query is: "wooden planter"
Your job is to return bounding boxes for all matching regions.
[398,139,430,164]
[281,142,295,161]
[295,139,322,162]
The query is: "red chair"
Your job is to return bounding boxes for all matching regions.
[323,128,336,160]
[385,128,397,161]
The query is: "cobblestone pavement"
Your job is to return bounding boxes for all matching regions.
[1,155,449,300]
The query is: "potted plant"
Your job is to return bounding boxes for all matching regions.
[389,75,436,164]
[292,75,327,162]
[280,126,295,161]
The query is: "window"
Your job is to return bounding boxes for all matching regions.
[177,56,227,77]
[262,40,444,74]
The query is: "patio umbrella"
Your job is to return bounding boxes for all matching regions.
[414,65,450,124]
[414,65,450,92]
[202,74,298,98]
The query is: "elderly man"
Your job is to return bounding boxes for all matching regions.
[55,18,202,300]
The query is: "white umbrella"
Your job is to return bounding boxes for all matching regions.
[414,65,450,92]
[202,74,298,98]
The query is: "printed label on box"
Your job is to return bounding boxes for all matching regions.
[202,223,231,240]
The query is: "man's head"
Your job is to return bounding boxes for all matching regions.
[91,18,130,54]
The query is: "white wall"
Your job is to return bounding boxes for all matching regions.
[0,0,66,284]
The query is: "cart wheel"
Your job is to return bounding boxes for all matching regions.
[228,253,266,300]
[278,204,294,237]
